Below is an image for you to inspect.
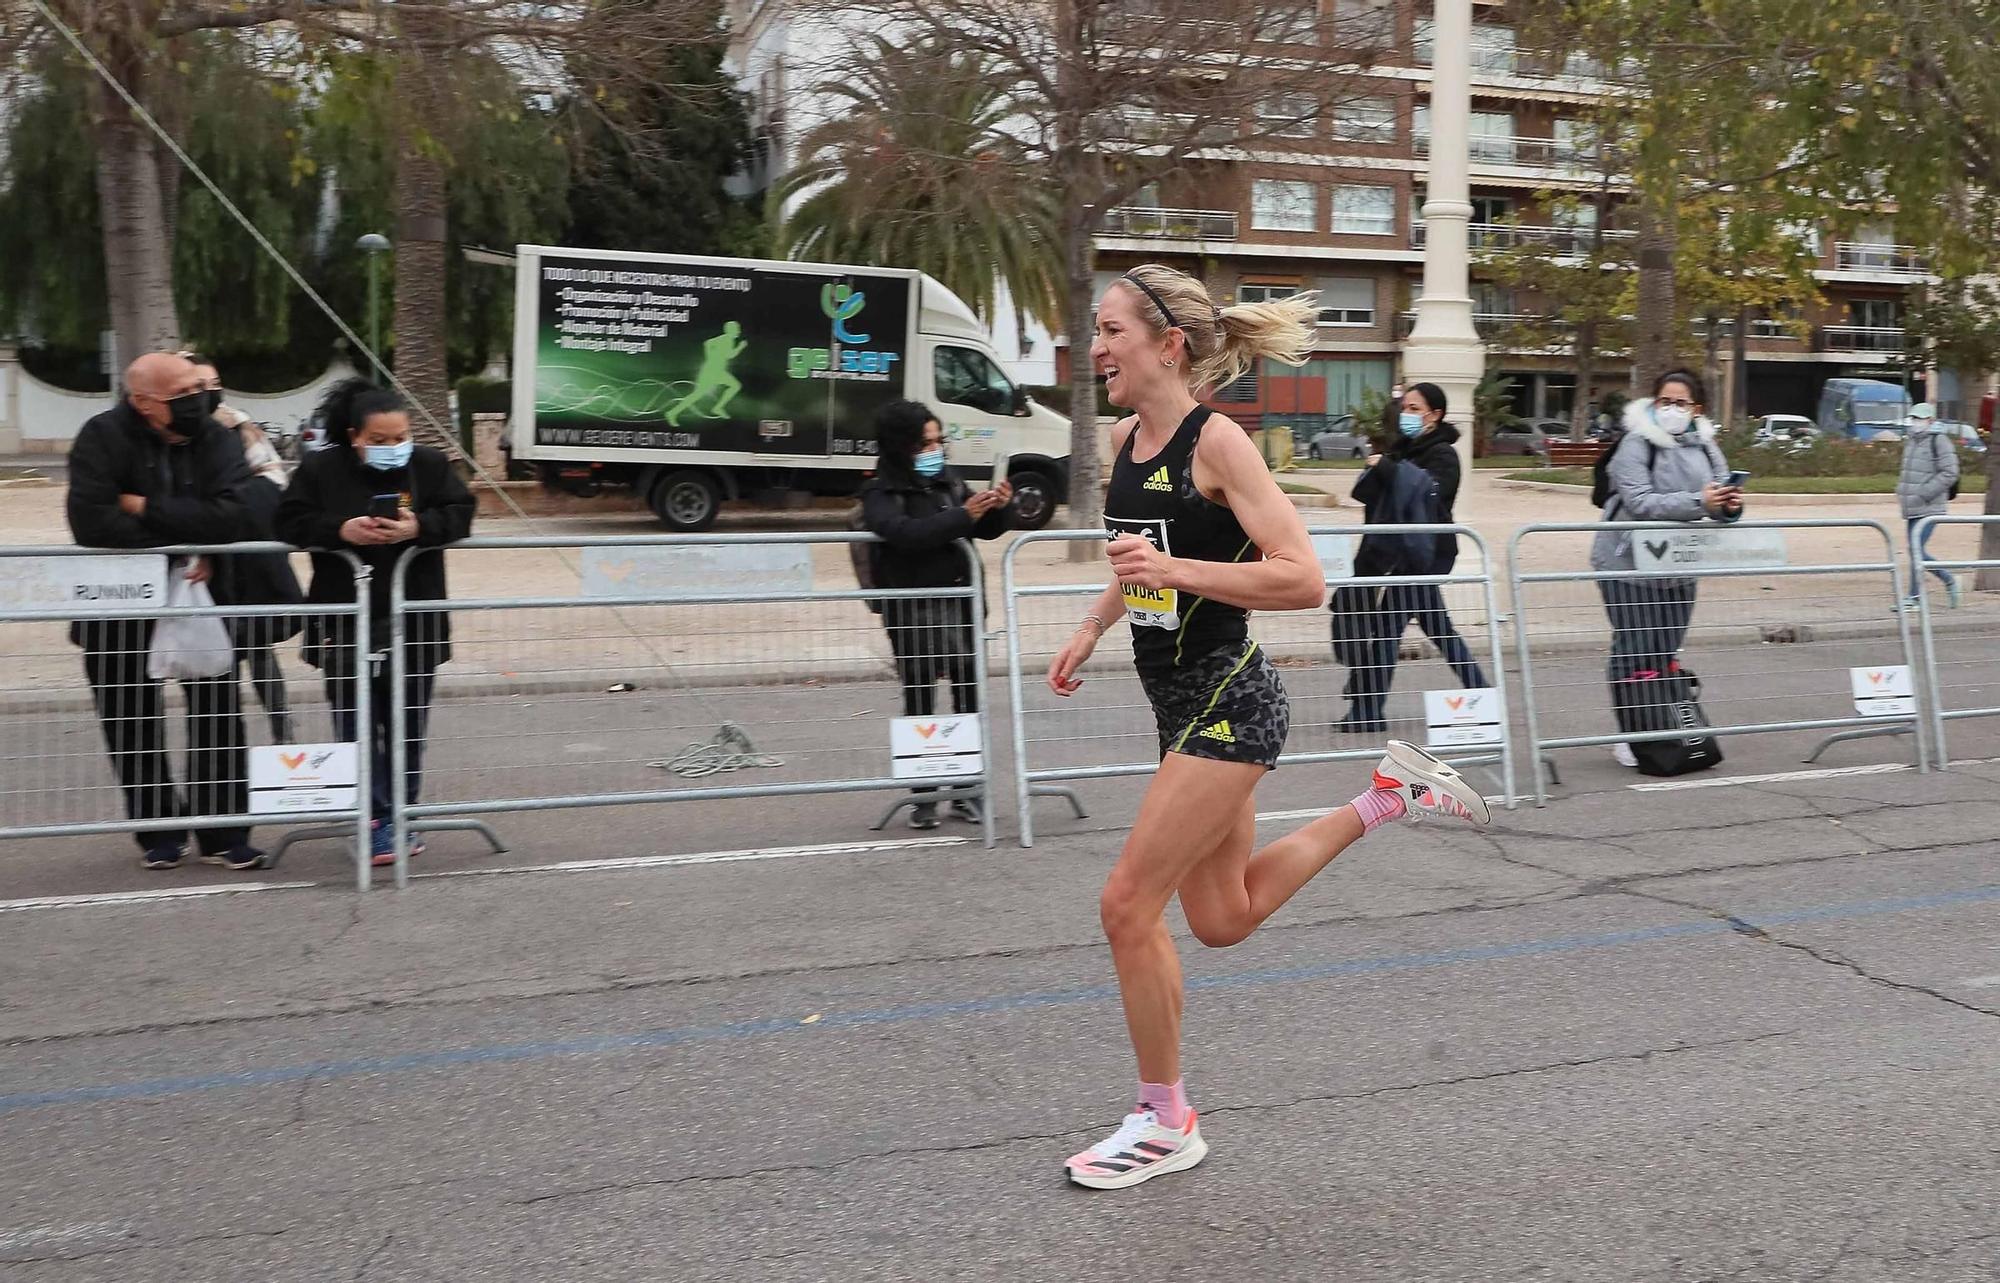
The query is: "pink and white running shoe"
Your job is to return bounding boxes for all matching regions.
[1065,1109,1207,1190]
[1372,740,1491,827]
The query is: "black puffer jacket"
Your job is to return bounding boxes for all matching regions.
[1351,421,1464,573]
[64,401,250,649]
[858,460,1009,590]
[275,444,475,664]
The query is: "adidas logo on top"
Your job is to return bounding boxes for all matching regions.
[1198,720,1236,744]
[1142,466,1173,492]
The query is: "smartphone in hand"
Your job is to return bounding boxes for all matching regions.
[1725,470,1751,489]
[368,493,402,521]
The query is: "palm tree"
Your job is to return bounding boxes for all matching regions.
[774,35,1061,329]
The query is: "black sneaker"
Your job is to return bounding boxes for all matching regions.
[141,843,185,871]
[948,798,983,824]
[908,802,941,831]
[199,846,265,872]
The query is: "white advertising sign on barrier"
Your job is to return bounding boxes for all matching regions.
[0,553,168,612]
[1632,527,1789,573]
[1424,688,1504,747]
[580,544,816,599]
[891,715,984,780]
[250,743,359,815]
[1851,665,1916,718]
[1311,533,1356,581]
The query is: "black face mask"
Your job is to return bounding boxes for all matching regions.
[165,392,209,439]
[198,389,223,419]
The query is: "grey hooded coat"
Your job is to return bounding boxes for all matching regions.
[1589,397,1737,573]
[1896,422,1959,520]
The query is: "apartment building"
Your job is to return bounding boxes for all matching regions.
[732,0,1943,433]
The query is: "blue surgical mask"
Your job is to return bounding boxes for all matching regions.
[363,440,413,471]
[912,447,945,477]
[1398,412,1425,437]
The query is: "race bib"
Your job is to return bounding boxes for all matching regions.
[1106,515,1179,630]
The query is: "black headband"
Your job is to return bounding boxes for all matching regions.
[1122,272,1181,332]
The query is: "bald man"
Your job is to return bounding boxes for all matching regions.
[66,350,262,872]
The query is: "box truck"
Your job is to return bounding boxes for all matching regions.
[506,245,1073,530]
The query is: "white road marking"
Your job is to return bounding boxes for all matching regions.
[1255,806,1336,823]
[1960,974,2000,988]
[406,836,969,881]
[0,839,965,913]
[1628,763,1914,792]
[0,1221,132,1253]
[0,882,316,915]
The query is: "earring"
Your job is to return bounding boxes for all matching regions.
[1162,358,1177,368]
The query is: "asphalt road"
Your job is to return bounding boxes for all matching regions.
[7,697,2000,1279]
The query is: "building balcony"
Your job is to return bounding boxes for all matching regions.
[1414,221,1636,254]
[1413,41,1638,85]
[1832,242,1929,276]
[1395,310,1578,348]
[1821,325,1911,354]
[1098,206,1239,241]
[1414,131,1604,175]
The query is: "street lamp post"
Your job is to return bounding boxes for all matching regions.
[1401,0,1486,471]
[356,233,392,384]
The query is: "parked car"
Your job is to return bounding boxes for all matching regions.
[1753,414,1820,452]
[1302,414,1368,461]
[1939,420,1987,454]
[1487,421,1559,457]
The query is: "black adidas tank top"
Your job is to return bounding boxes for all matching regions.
[1103,405,1257,675]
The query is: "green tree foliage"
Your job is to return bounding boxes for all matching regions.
[561,41,761,258]
[170,35,322,359]
[0,52,106,354]
[773,33,1061,328]
[309,49,571,380]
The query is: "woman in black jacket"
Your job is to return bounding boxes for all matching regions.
[859,399,1012,829]
[276,378,475,866]
[1337,382,1488,732]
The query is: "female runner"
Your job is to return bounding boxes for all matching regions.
[1049,264,1490,1189]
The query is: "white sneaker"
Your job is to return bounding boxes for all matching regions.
[1612,742,1638,769]
[1065,1110,1207,1190]
[1372,740,1490,827]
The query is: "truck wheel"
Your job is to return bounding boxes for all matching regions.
[1008,468,1059,530]
[651,469,721,532]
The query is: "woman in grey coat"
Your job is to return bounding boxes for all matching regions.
[1895,401,1960,608]
[1591,370,1742,765]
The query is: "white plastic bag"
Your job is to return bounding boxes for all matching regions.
[146,566,236,681]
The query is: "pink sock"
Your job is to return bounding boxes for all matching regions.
[1350,786,1407,833]
[1139,1079,1189,1129]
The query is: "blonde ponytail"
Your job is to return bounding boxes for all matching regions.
[1198,295,1317,391]
[1116,263,1318,393]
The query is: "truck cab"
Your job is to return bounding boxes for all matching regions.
[910,282,1071,529]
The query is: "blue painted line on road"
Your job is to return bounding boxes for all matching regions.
[3,881,1997,1117]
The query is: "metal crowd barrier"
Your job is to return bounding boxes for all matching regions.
[1508,519,1924,804]
[1003,524,1515,848]
[1912,515,2000,763]
[0,543,383,889]
[382,532,995,885]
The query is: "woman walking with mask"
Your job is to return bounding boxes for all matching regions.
[1335,382,1487,731]
[1046,265,1489,1190]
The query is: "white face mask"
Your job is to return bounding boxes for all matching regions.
[1654,405,1693,435]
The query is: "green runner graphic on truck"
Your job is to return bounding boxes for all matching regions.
[533,255,912,456]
